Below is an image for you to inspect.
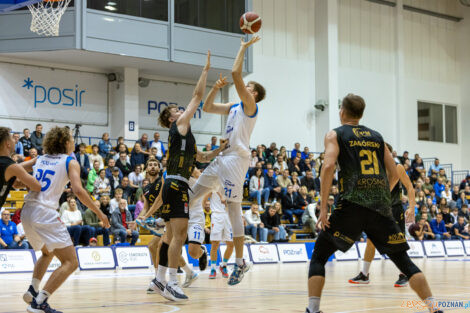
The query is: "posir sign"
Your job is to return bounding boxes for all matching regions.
[0,62,108,125]
[277,244,308,262]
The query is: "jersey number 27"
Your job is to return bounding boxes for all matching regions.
[35,169,56,191]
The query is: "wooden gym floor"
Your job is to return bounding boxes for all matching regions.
[2,258,469,313]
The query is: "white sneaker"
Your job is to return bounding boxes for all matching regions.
[182,271,198,288]
[163,282,188,301]
[148,278,166,296]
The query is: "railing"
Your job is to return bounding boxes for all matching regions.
[441,164,453,182]
[452,170,469,185]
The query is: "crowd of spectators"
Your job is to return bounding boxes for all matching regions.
[2,125,470,247]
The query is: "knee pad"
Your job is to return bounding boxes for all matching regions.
[388,251,421,278]
[227,202,244,237]
[308,255,326,278]
[308,235,338,278]
[158,242,169,267]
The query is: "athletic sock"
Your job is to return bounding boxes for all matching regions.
[424,297,437,312]
[211,262,217,270]
[168,268,178,284]
[182,264,192,275]
[362,261,371,276]
[154,267,158,277]
[235,258,244,267]
[222,258,228,267]
[308,296,320,313]
[35,290,51,305]
[31,278,40,293]
[156,265,168,282]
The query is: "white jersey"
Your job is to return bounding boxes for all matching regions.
[188,176,205,226]
[24,154,73,210]
[210,191,226,214]
[222,102,258,158]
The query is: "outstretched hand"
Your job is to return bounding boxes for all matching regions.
[219,138,229,150]
[203,50,211,71]
[214,73,228,89]
[241,35,261,47]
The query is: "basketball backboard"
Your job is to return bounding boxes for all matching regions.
[0,0,42,13]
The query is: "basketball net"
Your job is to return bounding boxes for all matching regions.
[28,0,71,37]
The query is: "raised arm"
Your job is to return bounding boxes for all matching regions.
[232,36,261,116]
[68,160,110,228]
[397,163,416,223]
[196,139,228,163]
[317,131,339,230]
[177,51,211,133]
[203,74,232,115]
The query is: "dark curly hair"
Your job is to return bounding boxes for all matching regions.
[43,126,72,155]
[158,104,178,128]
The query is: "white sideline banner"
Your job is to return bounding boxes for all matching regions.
[249,244,279,263]
[335,244,359,261]
[220,244,250,264]
[463,240,470,256]
[77,247,115,270]
[35,251,61,271]
[116,247,152,268]
[407,241,425,258]
[0,250,34,273]
[357,242,381,260]
[444,241,465,257]
[277,244,308,263]
[423,241,445,257]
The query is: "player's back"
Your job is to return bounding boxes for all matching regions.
[210,191,226,215]
[25,154,73,210]
[222,102,258,158]
[334,124,391,216]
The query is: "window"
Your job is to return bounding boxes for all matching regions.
[417,101,458,144]
[175,0,245,34]
[87,0,168,21]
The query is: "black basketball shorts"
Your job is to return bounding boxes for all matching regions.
[392,204,406,233]
[161,179,190,222]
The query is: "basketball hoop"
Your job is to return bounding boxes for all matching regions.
[28,0,71,37]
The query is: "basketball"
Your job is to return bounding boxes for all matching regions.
[240,12,262,34]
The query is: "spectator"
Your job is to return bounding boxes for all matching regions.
[84,200,110,246]
[459,204,470,222]
[274,155,288,172]
[330,185,340,205]
[113,143,130,163]
[210,136,219,150]
[459,175,470,191]
[133,186,145,220]
[452,185,461,203]
[75,143,90,180]
[203,199,212,243]
[118,177,134,202]
[136,133,151,155]
[428,158,442,179]
[256,145,265,165]
[422,176,434,195]
[131,142,146,169]
[150,132,165,161]
[297,186,313,211]
[24,147,38,162]
[300,170,316,193]
[19,128,32,157]
[109,167,122,197]
[15,221,31,249]
[450,207,459,224]
[429,204,438,219]
[276,169,292,195]
[265,168,282,202]
[282,185,303,224]
[88,144,104,170]
[302,199,318,237]
[93,169,111,199]
[128,164,145,189]
[61,198,92,246]
[116,151,132,177]
[110,199,139,245]
[105,158,122,180]
[249,150,258,168]
[326,195,336,214]
[437,168,448,185]
[314,153,324,176]
[451,216,469,240]
[260,204,287,242]
[279,146,288,162]
[416,206,431,223]
[148,147,158,160]
[100,195,112,219]
[301,146,310,160]
[12,133,23,156]
[289,156,303,177]
[244,203,264,241]
[98,132,113,158]
[266,148,279,166]
[291,172,301,192]
[291,142,301,159]
[265,142,276,159]
[430,213,451,240]
[0,210,28,249]
[30,123,44,154]
[114,137,129,154]
[86,160,100,193]
[441,206,454,232]
[249,168,269,208]
[409,217,434,240]
[398,151,409,166]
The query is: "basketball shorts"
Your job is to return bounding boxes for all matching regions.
[21,203,73,252]
[196,155,250,203]
[161,179,190,221]
[320,200,409,255]
[210,213,233,242]
[392,204,406,233]
[187,222,205,245]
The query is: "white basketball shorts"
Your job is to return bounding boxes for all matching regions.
[210,213,232,242]
[187,222,205,245]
